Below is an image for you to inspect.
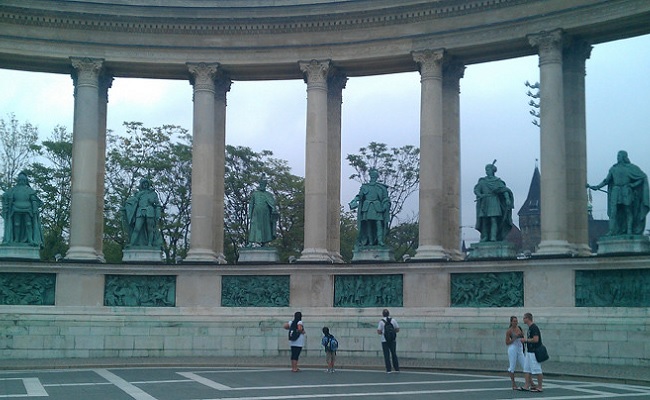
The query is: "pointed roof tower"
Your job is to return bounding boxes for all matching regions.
[518,163,541,217]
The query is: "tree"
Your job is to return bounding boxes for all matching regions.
[339,208,357,262]
[0,113,39,191]
[386,217,419,262]
[104,122,192,263]
[28,126,73,261]
[346,141,419,227]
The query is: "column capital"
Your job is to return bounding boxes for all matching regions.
[443,59,466,91]
[98,73,114,102]
[187,62,219,93]
[327,70,348,94]
[70,57,104,88]
[299,59,331,87]
[214,73,232,94]
[412,49,445,79]
[563,38,592,72]
[528,29,564,65]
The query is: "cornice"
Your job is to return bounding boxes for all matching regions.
[0,0,531,36]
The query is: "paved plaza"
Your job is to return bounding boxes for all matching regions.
[0,365,649,400]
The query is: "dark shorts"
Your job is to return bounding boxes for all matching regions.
[290,346,302,360]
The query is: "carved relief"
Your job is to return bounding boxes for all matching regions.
[104,275,176,307]
[576,269,650,307]
[0,273,55,305]
[334,274,403,307]
[221,275,289,307]
[451,272,523,307]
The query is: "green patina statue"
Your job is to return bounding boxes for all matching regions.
[1,171,44,247]
[588,150,649,236]
[247,178,278,246]
[349,168,391,247]
[474,161,514,242]
[122,178,163,248]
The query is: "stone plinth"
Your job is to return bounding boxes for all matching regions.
[0,245,41,261]
[352,247,394,263]
[238,247,280,264]
[122,248,164,263]
[467,241,516,260]
[597,235,650,255]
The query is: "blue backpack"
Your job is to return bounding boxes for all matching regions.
[325,335,339,352]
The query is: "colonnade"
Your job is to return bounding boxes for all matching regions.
[63,28,592,263]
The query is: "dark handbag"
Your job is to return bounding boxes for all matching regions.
[534,344,549,362]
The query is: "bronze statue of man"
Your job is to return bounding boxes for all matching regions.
[247,178,278,246]
[349,168,391,247]
[122,178,162,247]
[474,162,514,242]
[1,171,44,246]
[588,150,649,236]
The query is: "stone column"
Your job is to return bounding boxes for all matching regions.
[66,57,104,262]
[412,50,448,261]
[528,29,573,256]
[299,60,331,262]
[442,59,465,260]
[327,71,347,263]
[564,39,592,256]
[94,73,113,262]
[185,63,221,263]
[212,74,231,263]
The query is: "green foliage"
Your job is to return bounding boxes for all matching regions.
[346,141,419,227]
[0,113,39,191]
[339,208,357,262]
[386,218,418,262]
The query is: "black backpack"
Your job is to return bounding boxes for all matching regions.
[288,321,301,341]
[383,317,397,343]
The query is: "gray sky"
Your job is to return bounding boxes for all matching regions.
[1,34,649,243]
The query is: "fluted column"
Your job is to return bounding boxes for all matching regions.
[327,71,347,263]
[185,62,221,263]
[66,57,104,262]
[412,49,448,260]
[212,74,231,264]
[94,73,113,263]
[442,59,465,260]
[564,39,592,256]
[528,29,573,256]
[299,60,331,262]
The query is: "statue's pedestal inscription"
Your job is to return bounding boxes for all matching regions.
[122,248,164,263]
[597,235,650,255]
[468,241,516,260]
[352,247,394,263]
[238,247,280,264]
[0,245,41,261]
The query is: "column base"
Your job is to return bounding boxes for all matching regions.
[65,246,104,263]
[571,243,593,257]
[446,248,465,261]
[184,249,227,264]
[413,245,449,261]
[534,240,576,257]
[298,248,333,263]
[329,252,345,264]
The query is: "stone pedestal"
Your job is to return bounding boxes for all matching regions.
[122,248,164,263]
[597,235,650,255]
[467,241,516,260]
[238,247,280,264]
[352,247,394,263]
[0,245,41,261]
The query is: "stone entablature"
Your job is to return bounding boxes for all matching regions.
[0,0,649,79]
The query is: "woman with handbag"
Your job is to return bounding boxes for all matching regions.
[505,316,525,390]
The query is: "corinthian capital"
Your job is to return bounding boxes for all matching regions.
[187,62,219,93]
[70,57,104,88]
[528,29,564,64]
[299,60,331,87]
[412,49,445,79]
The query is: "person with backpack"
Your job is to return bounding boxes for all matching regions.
[377,309,400,373]
[321,326,339,373]
[283,311,305,372]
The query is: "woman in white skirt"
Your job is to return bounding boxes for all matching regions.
[505,315,525,390]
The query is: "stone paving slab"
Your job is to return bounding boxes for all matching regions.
[0,356,647,386]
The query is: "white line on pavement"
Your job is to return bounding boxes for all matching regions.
[177,372,232,390]
[94,369,159,400]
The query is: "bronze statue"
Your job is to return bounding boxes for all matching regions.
[122,178,162,248]
[588,150,649,236]
[474,162,514,242]
[1,171,44,246]
[349,168,391,247]
[247,178,278,246]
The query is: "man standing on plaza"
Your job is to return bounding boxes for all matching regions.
[520,312,543,392]
[377,309,400,373]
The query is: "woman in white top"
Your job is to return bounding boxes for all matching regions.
[283,311,305,372]
[506,315,525,390]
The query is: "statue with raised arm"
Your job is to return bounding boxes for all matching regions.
[349,168,391,247]
[474,161,514,242]
[588,150,649,236]
[247,178,278,246]
[122,178,162,248]
[1,171,44,247]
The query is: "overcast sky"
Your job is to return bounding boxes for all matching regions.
[1,34,648,243]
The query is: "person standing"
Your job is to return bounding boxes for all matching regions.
[283,311,305,372]
[377,309,400,373]
[520,312,543,392]
[321,326,338,373]
[505,316,525,390]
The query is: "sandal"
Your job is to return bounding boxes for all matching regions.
[530,387,543,392]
